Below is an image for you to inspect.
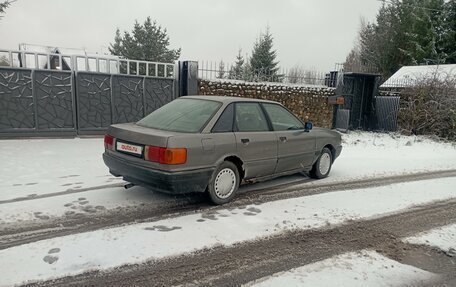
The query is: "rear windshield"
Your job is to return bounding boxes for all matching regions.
[137,98,222,133]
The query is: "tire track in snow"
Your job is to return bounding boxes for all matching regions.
[1,169,456,250]
[2,169,455,205]
[0,183,125,205]
[32,199,456,287]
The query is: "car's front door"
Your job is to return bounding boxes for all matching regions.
[262,103,316,173]
[234,102,277,179]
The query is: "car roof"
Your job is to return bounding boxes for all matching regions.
[182,95,279,104]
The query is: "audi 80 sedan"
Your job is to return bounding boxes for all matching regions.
[103,96,342,204]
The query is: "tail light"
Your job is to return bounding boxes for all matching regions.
[104,134,114,150]
[145,146,187,165]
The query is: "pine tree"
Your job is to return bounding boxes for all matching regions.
[351,0,454,79]
[400,0,446,65]
[110,29,123,56]
[217,61,225,79]
[242,60,254,82]
[109,17,181,63]
[249,27,281,82]
[228,49,245,80]
[344,19,375,73]
[364,1,404,77]
[441,0,456,63]
[0,1,11,18]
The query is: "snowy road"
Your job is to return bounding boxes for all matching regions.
[22,197,456,287]
[0,131,455,286]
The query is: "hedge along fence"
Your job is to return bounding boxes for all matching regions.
[396,76,456,140]
[198,79,335,129]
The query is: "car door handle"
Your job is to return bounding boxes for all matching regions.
[241,138,250,144]
[279,136,287,142]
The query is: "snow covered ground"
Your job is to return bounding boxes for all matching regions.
[0,131,455,223]
[1,177,455,286]
[326,131,456,183]
[405,224,456,255]
[0,131,455,286]
[246,250,436,287]
[0,138,123,202]
[1,131,455,202]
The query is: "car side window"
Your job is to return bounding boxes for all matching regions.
[262,103,304,131]
[235,102,270,132]
[212,104,234,133]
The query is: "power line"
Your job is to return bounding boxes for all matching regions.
[375,0,446,13]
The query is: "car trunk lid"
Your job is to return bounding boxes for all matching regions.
[108,123,173,149]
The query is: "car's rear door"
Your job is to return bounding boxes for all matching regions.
[262,103,316,173]
[233,102,277,179]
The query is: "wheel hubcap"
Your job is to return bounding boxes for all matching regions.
[319,153,331,175]
[214,168,236,199]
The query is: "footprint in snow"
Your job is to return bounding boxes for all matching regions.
[43,255,58,264]
[59,175,80,179]
[201,213,219,221]
[247,207,262,213]
[43,248,61,264]
[145,225,182,232]
[48,248,60,254]
[33,212,50,220]
[243,206,262,216]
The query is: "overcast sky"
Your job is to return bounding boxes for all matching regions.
[0,0,382,71]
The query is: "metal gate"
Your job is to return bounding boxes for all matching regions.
[335,109,350,131]
[334,73,380,131]
[375,96,400,131]
[0,49,178,137]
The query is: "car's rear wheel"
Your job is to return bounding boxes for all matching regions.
[207,161,240,205]
[310,147,333,179]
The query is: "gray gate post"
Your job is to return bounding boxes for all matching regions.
[178,61,198,97]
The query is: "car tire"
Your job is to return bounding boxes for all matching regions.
[309,147,333,179]
[207,161,240,205]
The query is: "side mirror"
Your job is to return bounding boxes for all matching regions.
[304,122,313,131]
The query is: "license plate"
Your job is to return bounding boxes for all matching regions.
[116,141,143,156]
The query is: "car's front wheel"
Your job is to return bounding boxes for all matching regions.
[310,147,333,179]
[207,161,240,205]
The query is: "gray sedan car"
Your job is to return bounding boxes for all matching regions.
[103,96,342,204]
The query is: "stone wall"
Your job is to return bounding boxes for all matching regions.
[198,79,335,128]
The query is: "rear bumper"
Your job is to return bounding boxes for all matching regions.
[103,153,214,194]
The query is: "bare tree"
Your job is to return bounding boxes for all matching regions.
[287,65,306,84]
[286,65,324,85]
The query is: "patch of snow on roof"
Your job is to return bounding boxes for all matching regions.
[381,64,456,88]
